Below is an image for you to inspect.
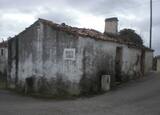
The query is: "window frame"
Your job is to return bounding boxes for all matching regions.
[63,48,76,61]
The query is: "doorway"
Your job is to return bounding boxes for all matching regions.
[115,47,123,82]
[140,50,145,76]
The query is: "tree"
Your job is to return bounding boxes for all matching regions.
[119,29,143,45]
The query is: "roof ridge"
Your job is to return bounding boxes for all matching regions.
[38,18,153,52]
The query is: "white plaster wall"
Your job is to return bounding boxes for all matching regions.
[122,46,141,76]
[41,31,84,84]
[14,21,154,95]
[144,51,153,73]
[10,60,16,81]
[79,36,143,80]
[34,23,43,77]
[95,40,117,56]
[62,42,84,83]
[18,55,33,81]
[42,47,84,84]
[14,24,83,94]
[18,22,44,82]
[0,48,8,73]
[79,37,117,65]
[8,39,17,87]
[157,59,160,72]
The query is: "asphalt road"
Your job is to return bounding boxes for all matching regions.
[0,72,160,115]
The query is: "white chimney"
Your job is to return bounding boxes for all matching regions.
[104,17,118,34]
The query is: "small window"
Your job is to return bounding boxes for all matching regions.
[63,48,76,60]
[1,49,4,56]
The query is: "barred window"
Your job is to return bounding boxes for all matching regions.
[1,49,4,56]
[63,48,75,60]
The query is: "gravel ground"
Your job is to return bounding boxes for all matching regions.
[0,72,160,115]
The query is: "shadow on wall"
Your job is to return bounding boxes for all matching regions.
[79,48,114,95]
[0,70,7,89]
[18,73,78,97]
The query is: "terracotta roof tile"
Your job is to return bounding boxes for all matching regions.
[39,18,153,52]
[0,41,8,48]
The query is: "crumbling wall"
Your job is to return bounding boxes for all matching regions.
[78,38,144,94]
[8,19,154,96]
[78,37,151,94]
[79,37,116,94]
[144,51,153,73]
[9,21,83,96]
[8,38,17,88]
[156,58,160,72]
[121,47,142,81]
[39,23,83,96]
[0,47,8,80]
[16,21,46,93]
[8,21,41,90]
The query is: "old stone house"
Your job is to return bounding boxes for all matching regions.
[0,41,8,82]
[7,17,153,96]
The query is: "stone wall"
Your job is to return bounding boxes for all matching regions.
[156,58,160,72]
[8,21,83,96]
[121,46,142,80]
[0,46,8,83]
[8,22,39,89]
[78,37,147,92]
[78,37,116,93]
[8,37,18,88]
[8,20,154,96]
[144,51,153,73]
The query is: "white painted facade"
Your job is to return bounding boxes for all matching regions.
[0,47,8,74]
[156,58,160,72]
[145,51,153,73]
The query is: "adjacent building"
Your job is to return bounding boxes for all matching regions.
[0,41,8,83]
[154,56,160,72]
[7,18,154,96]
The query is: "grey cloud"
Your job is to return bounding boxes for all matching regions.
[0,18,32,38]
[0,0,160,55]
[37,8,79,26]
[66,0,141,16]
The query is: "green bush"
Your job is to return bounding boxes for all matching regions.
[119,29,143,45]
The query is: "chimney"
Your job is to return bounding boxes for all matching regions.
[104,17,118,34]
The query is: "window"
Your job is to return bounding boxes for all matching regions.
[1,49,4,56]
[63,48,76,60]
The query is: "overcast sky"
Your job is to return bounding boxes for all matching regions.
[0,0,160,55]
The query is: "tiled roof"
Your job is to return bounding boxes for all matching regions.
[0,41,8,48]
[39,18,118,41]
[39,18,153,52]
[156,55,160,59]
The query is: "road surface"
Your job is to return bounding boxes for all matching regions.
[0,72,160,115]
